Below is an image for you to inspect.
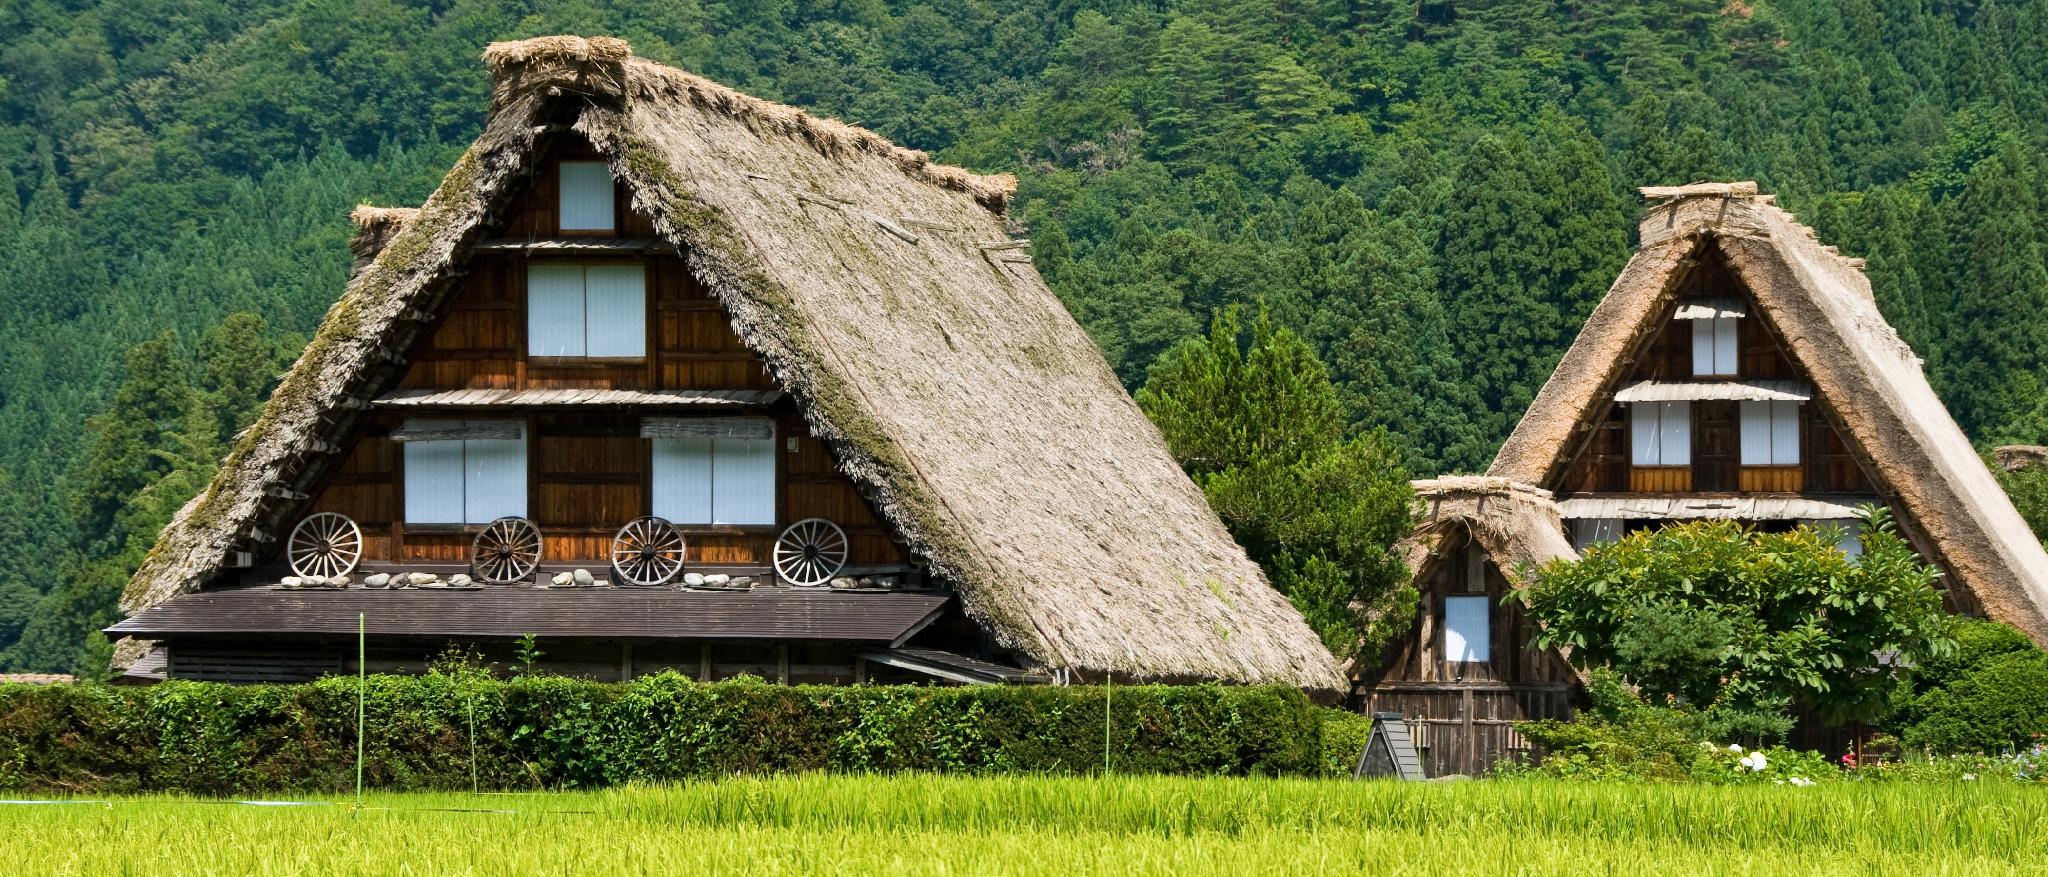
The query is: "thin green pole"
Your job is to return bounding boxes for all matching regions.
[1103,672,1112,775]
[468,690,478,794]
[356,612,365,810]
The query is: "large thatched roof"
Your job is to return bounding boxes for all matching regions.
[1489,182,2048,645]
[121,36,1342,689]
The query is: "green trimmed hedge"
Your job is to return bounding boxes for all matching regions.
[0,673,1333,793]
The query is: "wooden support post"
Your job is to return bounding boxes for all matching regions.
[619,642,634,683]
[698,643,710,681]
[854,656,867,685]
[776,644,789,685]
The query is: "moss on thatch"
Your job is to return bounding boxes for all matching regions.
[122,36,1341,690]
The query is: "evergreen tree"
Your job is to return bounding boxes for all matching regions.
[71,333,196,550]
[1138,308,1414,658]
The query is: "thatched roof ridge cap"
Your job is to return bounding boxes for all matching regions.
[483,36,1014,212]
[1411,475,1554,501]
[1639,180,1760,200]
[482,35,632,75]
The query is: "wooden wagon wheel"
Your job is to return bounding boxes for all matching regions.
[471,516,543,584]
[288,512,362,579]
[773,517,848,587]
[610,516,686,587]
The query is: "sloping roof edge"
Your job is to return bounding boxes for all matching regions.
[1488,184,2048,644]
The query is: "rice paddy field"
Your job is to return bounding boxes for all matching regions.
[4,775,2044,875]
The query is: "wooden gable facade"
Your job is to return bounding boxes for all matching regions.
[1357,478,1582,778]
[1556,248,1876,501]
[307,138,907,576]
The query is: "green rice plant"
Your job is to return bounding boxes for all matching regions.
[1,775,2043,875]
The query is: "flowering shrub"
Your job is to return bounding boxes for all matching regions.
[1843,738,2048,784]
[1510,670,1838,784]
[1685,742,1835,785]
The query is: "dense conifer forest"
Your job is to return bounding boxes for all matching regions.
[0,0,2044,674]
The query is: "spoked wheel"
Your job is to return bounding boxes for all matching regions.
[611,516,686,587]
[288,512,363,579]
[773,517,849,587]
[471,516,543,584]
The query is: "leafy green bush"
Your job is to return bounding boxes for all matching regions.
[1511,670,1829,783]
[1884,620,2048,756]
[1523,510,1954,726]
[0,673,1326,793]
[1318,708,1373,777]
[1899,651,2048,755]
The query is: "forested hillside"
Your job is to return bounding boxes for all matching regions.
[1,0,2044,674]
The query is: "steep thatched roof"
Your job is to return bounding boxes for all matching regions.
[1398,477,1578,590]
[122,36,1342,689]
[1489,182,2048,645]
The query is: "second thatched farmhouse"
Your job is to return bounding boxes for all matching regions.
[108,36,1343,691]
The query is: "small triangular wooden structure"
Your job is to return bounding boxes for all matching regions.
[1352,711,1426,781]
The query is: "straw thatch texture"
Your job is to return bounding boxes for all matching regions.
[122,36,1341,689]
[348,205,417,276]
[1398,478,1578,589]
[1382,477,1582,680]
[1994,445,2048,473]
[1489,184,2048,645]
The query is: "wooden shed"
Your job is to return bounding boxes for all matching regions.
[109,36,1343,691]
[1355,477,1582,777]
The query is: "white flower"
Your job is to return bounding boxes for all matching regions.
[1789,777,1814,787]
[1728,743,1745,753]
[1962,773,1977,781]
[1740,751,1769,772]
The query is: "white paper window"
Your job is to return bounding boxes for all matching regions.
[402,420,527,524]
[1630,401,1691,466]
[1692,316,1739,376]
[1571,518,1625,551]
[1740,400,1801,466]
[1444,596,1490,663]
[652,423,777,526]
[527,263,645,358]
[558,161,615,231]
[1804,518,1864,560]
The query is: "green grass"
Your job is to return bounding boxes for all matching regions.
[4,775,2043,875]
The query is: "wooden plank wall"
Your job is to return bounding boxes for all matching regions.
[304,411,908,567]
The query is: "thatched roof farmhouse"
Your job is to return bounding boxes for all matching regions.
[1490,181,2048,644]
[115,36,1342,690]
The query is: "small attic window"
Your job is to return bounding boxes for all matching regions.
[1692,316,1739,376]
[559,161,615,232]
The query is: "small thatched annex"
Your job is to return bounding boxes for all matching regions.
[1489,181,2048,645]
[1357,477,1581,777]
[112,36,1342,690]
